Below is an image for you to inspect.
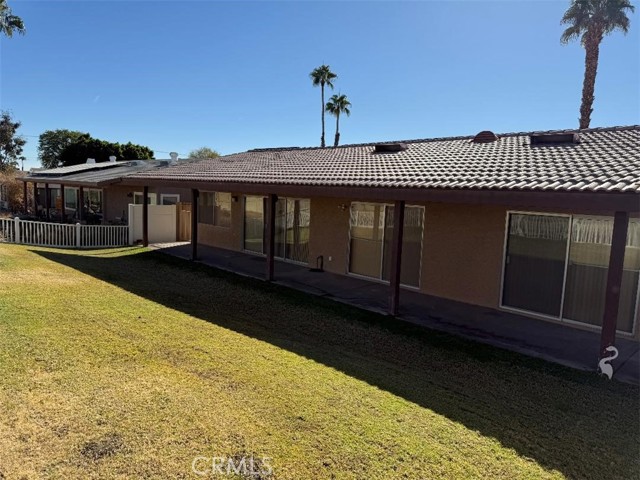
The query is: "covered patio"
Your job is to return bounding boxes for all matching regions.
[151,241,640,384]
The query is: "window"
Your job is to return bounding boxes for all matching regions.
[214,192,231,227]
[243,196,264,253]
[501,212,640,333]
[348,202,424,288]
[198,192,215,224]
[274,198,310,264]
[85,189,102,214]
[160,194,180,206]
[64,187,77,212]
[199,192,231,227]
[133,192,157,205]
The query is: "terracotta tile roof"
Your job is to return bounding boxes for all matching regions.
[128,126,640,193]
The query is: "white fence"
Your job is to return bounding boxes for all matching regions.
[0,218,129,249]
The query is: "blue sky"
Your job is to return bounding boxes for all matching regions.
[1,0,638,170]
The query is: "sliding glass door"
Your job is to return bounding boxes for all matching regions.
[244,196,310,264]
[349,202,424,288]
[243,196,264,253]
[275,198,310,264]
[562,216,640,333]
[502,214,569,317]
[502,212,640,333]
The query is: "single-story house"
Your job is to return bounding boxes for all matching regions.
[123,125,640,360]
[19,156,192,225]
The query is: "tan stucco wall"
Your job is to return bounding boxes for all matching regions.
[420,203,506,308]
[197,191,244,251]
[189,192,640,339]
[103,185,192,223]
[308,197,351,274]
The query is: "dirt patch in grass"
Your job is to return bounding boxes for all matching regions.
[80,433,124,461]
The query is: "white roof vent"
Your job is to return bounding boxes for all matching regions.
[169,152,179,164]
[109,155,117,162]
[86,158,96,164]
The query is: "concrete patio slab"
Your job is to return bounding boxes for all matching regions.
[150,242,640,384]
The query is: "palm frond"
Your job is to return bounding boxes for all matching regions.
[310,64,338,88]
[560,0,635,44]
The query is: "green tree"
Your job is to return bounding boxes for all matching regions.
[58,135,154,167]
[0,111,26,171]
[0,0,25,38]
[120,142,154,160]
[189,147,220,159]
[325,94,352,147]
[38,129,87,168]
[310,65,337,148]
[561,0,635,129]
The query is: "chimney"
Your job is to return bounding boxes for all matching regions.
[109,155,117,162]
[86,158,96,164]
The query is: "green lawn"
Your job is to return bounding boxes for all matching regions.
[0,244,638,479]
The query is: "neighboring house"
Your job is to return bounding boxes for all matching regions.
[124,125,640,355]
[19,158,191,225]
[0,181,8,211]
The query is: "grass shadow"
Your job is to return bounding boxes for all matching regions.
[32,248,640,479]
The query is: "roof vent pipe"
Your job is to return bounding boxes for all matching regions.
[109,156,117,162]
[86,158,96,164]
[169,152,179,163]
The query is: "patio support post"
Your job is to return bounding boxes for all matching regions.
[600,211,630,357]
[45,183,50,221]
[60,184,66,223]
[101,188,107,225]
[191,188,199,261]
[142,185,149,247]
[32,182,37,212]
[389,200,405,316]
[78,187,84,222]
[265,193,277,281]
[22,181,27,212]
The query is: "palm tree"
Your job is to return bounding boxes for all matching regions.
[325,94,351,147]
[0,0,25,38]
[309,65,337,148]
[561,0,635,129]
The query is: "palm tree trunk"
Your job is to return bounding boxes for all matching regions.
[320,83,326,148]
[579,32,601,129]
[334,113,340,147]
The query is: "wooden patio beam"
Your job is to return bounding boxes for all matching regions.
[389,200,405,316]
[265,194,277,281]
[142,185,149,247]
[191,189,199,261]
[45,183,50,221]
[78,187,84,222]
[600,211,630,356]
[118,178,640,213]
[60,185,66,223]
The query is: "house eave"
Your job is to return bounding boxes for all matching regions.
[119,177,640,213]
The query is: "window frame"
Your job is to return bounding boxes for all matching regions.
[346,201,425,289]
[499,210,639,336]
[133,192,157,205]
[160,193,180,206]
[213,192,232,228]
